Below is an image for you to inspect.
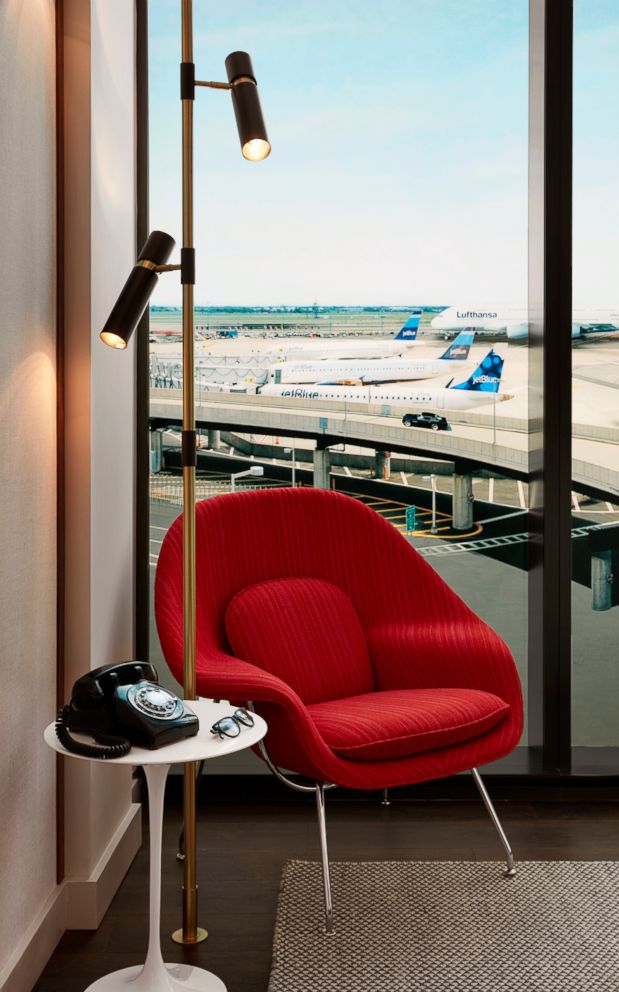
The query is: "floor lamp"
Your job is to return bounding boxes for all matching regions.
[99,0,270,946]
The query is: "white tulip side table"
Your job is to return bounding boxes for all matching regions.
[44,698,267,992]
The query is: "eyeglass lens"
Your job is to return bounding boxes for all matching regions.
[233,708,255,727]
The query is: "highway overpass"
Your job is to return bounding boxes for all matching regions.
[149,388,619,500]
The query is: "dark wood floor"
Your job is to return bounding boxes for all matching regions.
[34,790,619,992]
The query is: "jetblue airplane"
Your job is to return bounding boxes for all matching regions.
[260,349,509,411]
[431,304,619,341]
[266,332,475,385]
[263,311,424,362]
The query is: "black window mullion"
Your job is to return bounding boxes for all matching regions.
[528,0,573,774]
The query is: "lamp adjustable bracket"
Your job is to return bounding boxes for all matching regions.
[181,61,257,100]
[196,77,255,90]
[196,79,232,90]
[137,258,194,284]
[155,263,182,273]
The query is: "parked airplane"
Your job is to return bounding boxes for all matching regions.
[259,349,509,411]
[263,311,424,361]
[266,332,475,385]
[431,305,619,341]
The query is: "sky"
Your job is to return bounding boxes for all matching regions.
[148,0,618,307]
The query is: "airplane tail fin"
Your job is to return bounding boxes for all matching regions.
[439,330,475,361]
[450,349,504,392]
[394,309,422,341]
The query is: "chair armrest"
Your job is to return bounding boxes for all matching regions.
[196,649,300,707]
[365,620,522,705]
[195,649,353,782]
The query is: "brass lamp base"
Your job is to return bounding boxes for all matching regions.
[171,927,208,945]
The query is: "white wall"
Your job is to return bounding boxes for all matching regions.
[0,0,59,987]
[62,0,141,896]
[0,2,142,987]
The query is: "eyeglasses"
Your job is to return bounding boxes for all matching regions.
[210,707,255,740]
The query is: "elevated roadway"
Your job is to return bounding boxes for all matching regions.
[149,388,619,499]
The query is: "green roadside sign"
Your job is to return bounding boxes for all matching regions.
[406,506,416,532]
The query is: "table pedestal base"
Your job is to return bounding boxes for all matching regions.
[85,962,226,992]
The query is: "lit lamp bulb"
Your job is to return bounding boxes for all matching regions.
[100,331,128,350]
[225,52,271,162]
[242,137,271,162]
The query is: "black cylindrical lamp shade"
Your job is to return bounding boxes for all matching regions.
[225,51,271,161]
[100,231,176,349]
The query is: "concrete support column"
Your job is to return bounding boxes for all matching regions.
[313,446,330,489]
[592,551,613,612]
[453,473,474,531]
[375,450,391,480]
[151,430,163,473]
[207,428,221,450]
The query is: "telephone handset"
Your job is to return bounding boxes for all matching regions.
[55,661,199,759]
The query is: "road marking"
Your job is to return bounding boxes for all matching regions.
[417,521,604,557]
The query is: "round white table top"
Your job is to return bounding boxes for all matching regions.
[44,698,267,766]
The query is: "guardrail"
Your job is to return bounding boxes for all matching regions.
[150,389,527,476]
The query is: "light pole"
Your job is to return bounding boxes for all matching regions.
[284,445,296,487]
[231,465,264,491]
[430,474,438,534]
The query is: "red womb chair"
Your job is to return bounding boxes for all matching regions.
[155,487,523,931]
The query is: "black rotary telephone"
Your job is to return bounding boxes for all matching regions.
[55,661,199,759]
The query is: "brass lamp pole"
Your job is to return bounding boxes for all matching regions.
[177,0,202,945]
[99,0,270,945]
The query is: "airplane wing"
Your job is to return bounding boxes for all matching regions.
[317,377,364,386]
[318,374,415,385]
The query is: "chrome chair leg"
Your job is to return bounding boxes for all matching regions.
[381,788,391,806]
[315,784,334,933]
[471,767,516,876]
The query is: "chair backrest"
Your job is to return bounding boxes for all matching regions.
[155,487,471,689]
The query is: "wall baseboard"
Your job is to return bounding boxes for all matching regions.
[0,884,67,992]
[65,802,142,929]
[0,803,141,992]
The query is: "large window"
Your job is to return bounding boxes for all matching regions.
[143,1,615,777]
[571,0,619,749]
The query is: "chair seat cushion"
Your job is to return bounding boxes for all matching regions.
[307,688,510,761]
[225,577,375,704]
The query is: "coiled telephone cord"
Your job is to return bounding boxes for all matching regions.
[55,705,132,759]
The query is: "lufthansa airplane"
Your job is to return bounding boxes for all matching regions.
[266,332,475,385]
[260,349,509,411]
[431,304,619,341]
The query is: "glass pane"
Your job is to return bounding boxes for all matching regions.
[572,1,619,747]
[148,1,530,753]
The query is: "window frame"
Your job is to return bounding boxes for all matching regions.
[136,0,618,782]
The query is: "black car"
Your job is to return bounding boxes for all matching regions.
[402,412,450,432]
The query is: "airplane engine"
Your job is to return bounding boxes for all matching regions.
[505,322,528,341]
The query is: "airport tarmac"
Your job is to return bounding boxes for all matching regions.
[150,334,619,432]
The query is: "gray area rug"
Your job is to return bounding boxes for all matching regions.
[269,860,619,991]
